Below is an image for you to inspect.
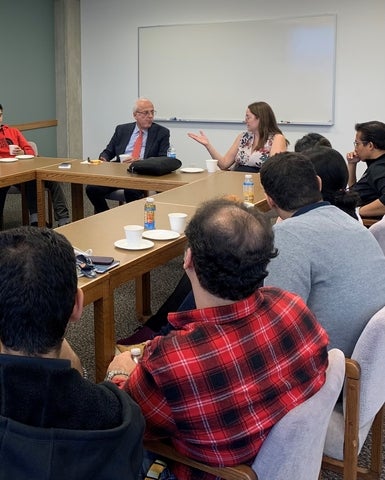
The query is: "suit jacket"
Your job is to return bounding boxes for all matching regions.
[99,122,170,161]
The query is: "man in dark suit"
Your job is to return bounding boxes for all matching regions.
[86,98,170,213]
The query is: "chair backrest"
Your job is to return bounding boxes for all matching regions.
[349,305,385,445]
[369,216,385,255]
[28,141,38,156]
[253,348,345,480]
[323,305,385,461]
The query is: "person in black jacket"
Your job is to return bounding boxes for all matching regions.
[86,97,170,213]
[0,226,144,480]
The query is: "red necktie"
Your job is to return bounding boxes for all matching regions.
[132,130,143,159]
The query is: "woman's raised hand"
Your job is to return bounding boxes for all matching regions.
[188,130,210,147]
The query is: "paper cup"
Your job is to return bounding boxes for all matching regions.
[9,144,18,155]
[124,224,144,247]
[205,159,218,173]
[119,154,131,163]
[168,213,188,233]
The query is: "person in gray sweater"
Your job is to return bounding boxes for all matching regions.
[260,152,385,356]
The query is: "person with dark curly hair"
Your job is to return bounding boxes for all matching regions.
[294,132,332,152]
[107,198,328,480]
[306,146,361,220]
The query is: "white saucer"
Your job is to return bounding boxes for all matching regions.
[114,238,154,250]
[15,154,34,160]
[180,167,204,173]
[0,157,18,163]
[142,229,180,241]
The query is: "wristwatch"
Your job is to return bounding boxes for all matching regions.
[104,370,129,381]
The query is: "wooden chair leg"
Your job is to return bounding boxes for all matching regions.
[343,359,360,480]
[368,406,384,478]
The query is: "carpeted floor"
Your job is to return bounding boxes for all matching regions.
[2,183,384,479]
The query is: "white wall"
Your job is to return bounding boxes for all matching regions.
[81,0,385,176]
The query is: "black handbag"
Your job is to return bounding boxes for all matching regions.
[127,156,182,176]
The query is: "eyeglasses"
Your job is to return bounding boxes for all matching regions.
[136,110,156,117]
[353,140,368,147]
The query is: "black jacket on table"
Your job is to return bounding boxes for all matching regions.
[0,354,145,480]
[99,121,170,161]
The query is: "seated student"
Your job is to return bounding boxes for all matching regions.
[0,106,39,226]
[120,145,354,342]
[86,98,170,213]
[0,104,70,227]
[260,152,385,356]
[294,132,332,152]
[347,120,385,218]
[107,198,328,480]
[132,152,385,356]
[0,226,144,480]
[306,146,361,220]
[293,134,361,219]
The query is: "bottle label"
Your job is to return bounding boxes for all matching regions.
[167,152,176,158]
[243,182,255,203]
[144,204,156,229]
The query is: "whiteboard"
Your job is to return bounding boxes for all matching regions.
[138,15,336,125]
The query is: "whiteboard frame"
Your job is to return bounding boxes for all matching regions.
[138,15,336,126]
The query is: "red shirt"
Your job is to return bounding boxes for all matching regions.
[124,287,328,480]
[0,124,34,158]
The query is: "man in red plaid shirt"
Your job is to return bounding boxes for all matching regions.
[107,198,329,479]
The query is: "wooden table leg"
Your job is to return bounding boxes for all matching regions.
[135,273,152,320]
[36,178,47,227]
[71,183,85,221]
[93,279,115,383]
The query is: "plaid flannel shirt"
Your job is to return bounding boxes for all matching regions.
[125,287,328,480]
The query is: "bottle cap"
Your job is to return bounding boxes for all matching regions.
[146,197,155,202]
[130,347,142,356]
[245,174,252,179]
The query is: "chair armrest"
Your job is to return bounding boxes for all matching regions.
[144,440,258,480]
[343,358,361,476]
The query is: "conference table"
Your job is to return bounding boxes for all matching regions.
[0,156,72,225]
[155,170,269,211]
[0,156,63,189]
[35,159,212,225]
[0,158,268,381]
[56,200,197,381]
[54,169,268,381]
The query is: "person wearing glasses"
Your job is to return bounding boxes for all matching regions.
[86,98,170,213]
[347,121,385,219]
[187,101,288,172]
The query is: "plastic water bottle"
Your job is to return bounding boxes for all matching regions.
[167,145,176,158]
[243,174,255,203]
[144,197,156,230]
[130,347,142,364]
